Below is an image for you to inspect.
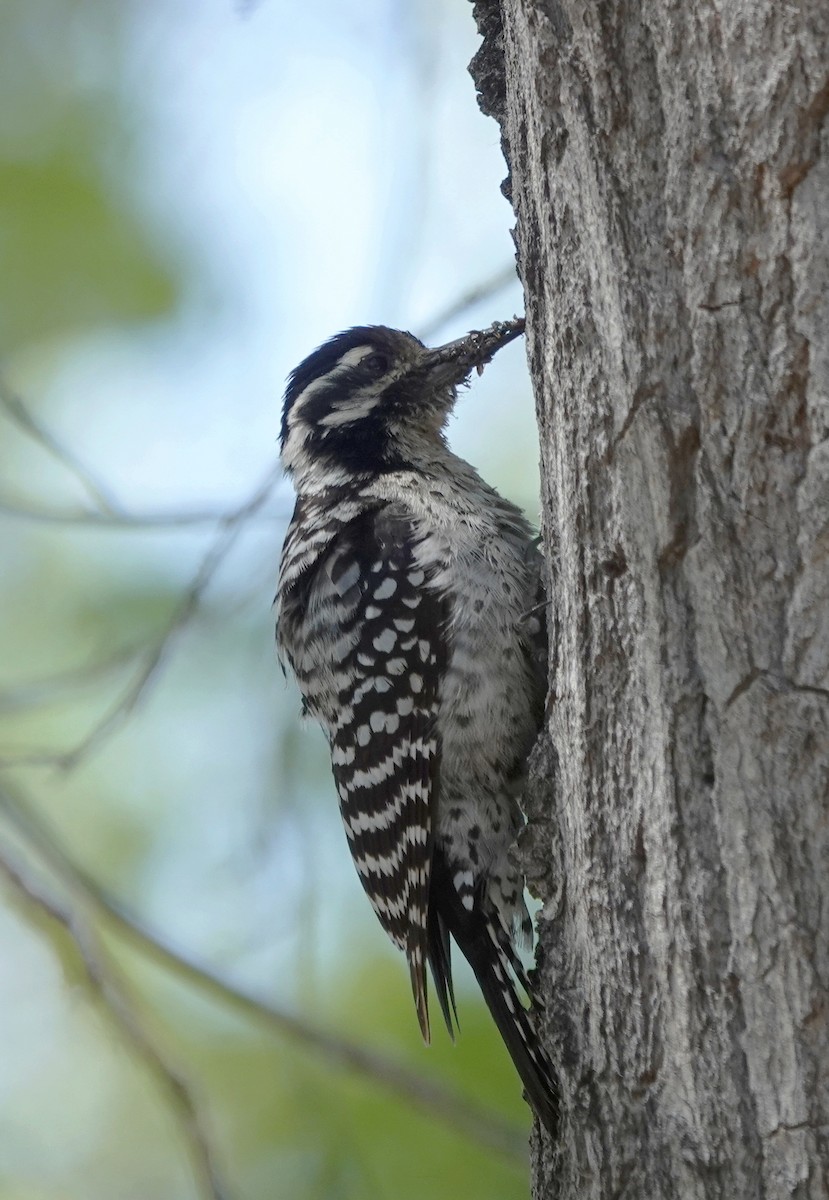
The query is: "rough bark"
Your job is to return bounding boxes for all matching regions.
[470,2,829,1197]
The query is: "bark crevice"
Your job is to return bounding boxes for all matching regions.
[470,2,829,1196]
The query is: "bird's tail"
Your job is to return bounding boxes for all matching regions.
[428,856,559,1135]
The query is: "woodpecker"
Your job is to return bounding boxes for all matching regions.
[275,318,557,1132]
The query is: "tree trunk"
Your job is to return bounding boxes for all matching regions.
[469,2,829,1196]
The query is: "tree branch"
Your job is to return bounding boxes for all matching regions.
[0,643,143,713]
[417,263,520,341]
[0,841,229,1200]
[0,493,290,529]
[0,784,527,1162]
[0,463,283,772]
[0,376,122,516]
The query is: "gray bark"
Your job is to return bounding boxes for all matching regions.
[469,2,829,1197]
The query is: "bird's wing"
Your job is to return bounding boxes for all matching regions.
[304,506,448,1042]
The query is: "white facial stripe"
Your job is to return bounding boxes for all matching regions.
[288,345,377,429]
[318,387,384,427]
[286,376,329,426]
[338,346,377,368]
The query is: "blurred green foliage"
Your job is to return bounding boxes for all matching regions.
[0,0,177,352]
[0,154,177,351]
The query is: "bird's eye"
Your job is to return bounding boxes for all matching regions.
[362,352,388,374]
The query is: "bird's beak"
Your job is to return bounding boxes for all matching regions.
[420,318,526,387]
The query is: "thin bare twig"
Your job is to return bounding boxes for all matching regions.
[0,843,229,1200]
[0,643,143,713]
[0,786,527,1162]
[0,462,284,772]
[2,264,518,531]
[417,264,521,342]
[1,268,519,535]
[0,493,290,529]
[0,376,122,516]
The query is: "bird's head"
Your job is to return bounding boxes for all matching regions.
[280,320,525,485]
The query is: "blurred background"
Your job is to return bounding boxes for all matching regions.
[0,1,539,1197]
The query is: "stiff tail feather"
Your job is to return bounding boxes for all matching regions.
[427,854,559,1135]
